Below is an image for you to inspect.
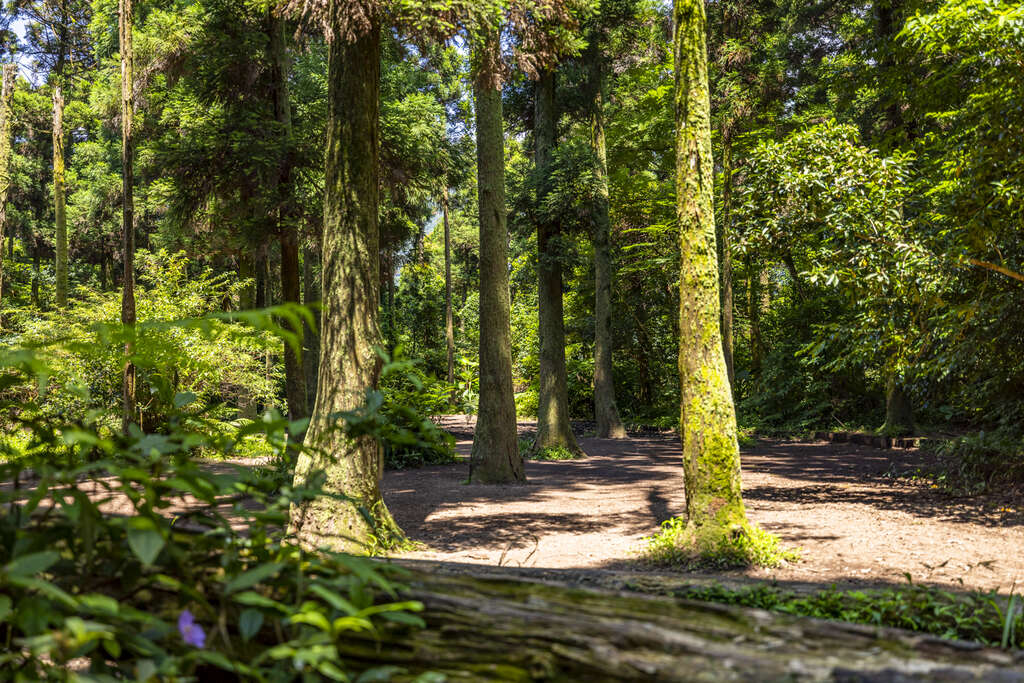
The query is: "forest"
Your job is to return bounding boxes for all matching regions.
[0,0,1023,679]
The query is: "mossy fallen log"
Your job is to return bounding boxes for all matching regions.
[339,562,1024,682]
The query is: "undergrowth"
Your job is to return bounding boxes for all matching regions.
[645,518,800,569]
[671,581,1023,649]
[917,431,1024,495]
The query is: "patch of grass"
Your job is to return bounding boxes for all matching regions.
[672,581,1023,650]
[529,445,582,461]
[645,517,800,569]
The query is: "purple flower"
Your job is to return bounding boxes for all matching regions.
[178,609,206,648]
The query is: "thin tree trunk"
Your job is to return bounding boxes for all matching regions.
[674,0,749,533]
[747,254,764,379]
[238,252,254,309]
[291,18,403,551]
[31,238,39,307]
[469,29,524,485]
[269,10,307,422]
[0,63,16,329]
[587,40,627,439]
[302,242,320,412]
[718,123,735,388]
[255,247,267,308]
[53,86,68,309]
[442,186,455,388]
[534,69,580,455]
[119,0,136,434]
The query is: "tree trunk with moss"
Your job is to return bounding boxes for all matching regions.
[53,85,68,309]
[442,186,455,387]
[469,30,524,485]
[587,42,627,439]
[0,63,15,329]
[119,0,136,434]
[674,0,749,536]
[333,563,1024,681]
[534,69,580,455]
[290,18,403,552]
[302,242,320,411]
[718,123,735,388]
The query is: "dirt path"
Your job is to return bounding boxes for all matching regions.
[386,417,1024,592]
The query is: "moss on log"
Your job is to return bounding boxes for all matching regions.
[340,562,1024,681]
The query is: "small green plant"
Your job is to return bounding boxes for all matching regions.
[529,444,582,461]
[644,517,800,569]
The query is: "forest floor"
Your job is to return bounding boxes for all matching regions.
[386,416,1024,593]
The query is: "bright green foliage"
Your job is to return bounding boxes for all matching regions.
[645,515,799,569]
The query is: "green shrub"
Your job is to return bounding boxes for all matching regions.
[921,430,1024,495]
[645,517,800,569]
[376,352,457,470]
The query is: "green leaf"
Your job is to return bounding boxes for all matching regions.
[232,591,290,613]
[0,595,12,622]
[238,609,264,641]
[127,528,165,565]
[223,562,284,594]
[4,551,59,578]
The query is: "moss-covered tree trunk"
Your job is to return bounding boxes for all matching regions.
[0,63,16,329]
[534,69,580,455]
[586,45,627,440]
[717,123,735,388]
[119,0,136,434]
[53,85,68,309]
[269,10,307,422]
[291,17,403,552]
[442,186,455,387]
[674,0,749,533]
[469,29,524,484]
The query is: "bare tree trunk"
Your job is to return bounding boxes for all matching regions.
[674,0,749,534]
[119,0,136,434]
[31,238,39,308]
[0,64,16,329]
[269,10,307,422]
[534,68,580,455]
[302,242,320,412]
[718,123,735,388]
[587,41,627,439]
[469,29,524,485]
[442,186,455,387]
[53,86,68,309]
[238,252,254,309]
[290,17,403,551]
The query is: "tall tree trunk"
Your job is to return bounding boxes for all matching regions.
[747,254,764,380]
[31,238,39,307]
[587,40,627,439]
[883,369,914,437]
[0,63,16,329]
[269,10,307,422]
[290,18,403,551]
[469,29,524,485]
[53,86,68,309]
[534,69,580,455]
[442,186,455,388]
[119,0,136,434]
[717,123,735,388]
[302,242,320,412]
[255,247,267,308]
[674,0,749,535]
[238,252,254,309]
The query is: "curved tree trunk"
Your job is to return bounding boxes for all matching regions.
[119,0,136,435]
[534,69,580,455]
[674,0,748,532]
[336,563,1024,681]
[587,43,627,439]
[0,63,16,330]
[53,86,68,309]
[291,17,403,552]
[469,29,524,485]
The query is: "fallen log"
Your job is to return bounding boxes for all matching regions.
[339,562,1024,682]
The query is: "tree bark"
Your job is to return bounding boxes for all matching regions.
[290,17,403,552]
[53,85,68,309]
[442,186,455,388]
[883,370,915,437]
[587,40,627,439]
[747,254,764,379]
[269,10,307,423]
[534,69,580,455]
[302,242,320,412]
[119,0,136,435]
[674,0,749,532]
[334,563,1024,681]
[0,63,16,329]
[469,29,524,485]
[718,123,735,388]
[238,253,254,309]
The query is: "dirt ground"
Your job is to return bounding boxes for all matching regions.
[386,416,1024,592]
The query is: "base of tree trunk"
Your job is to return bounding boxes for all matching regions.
[340,560,1024,681]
